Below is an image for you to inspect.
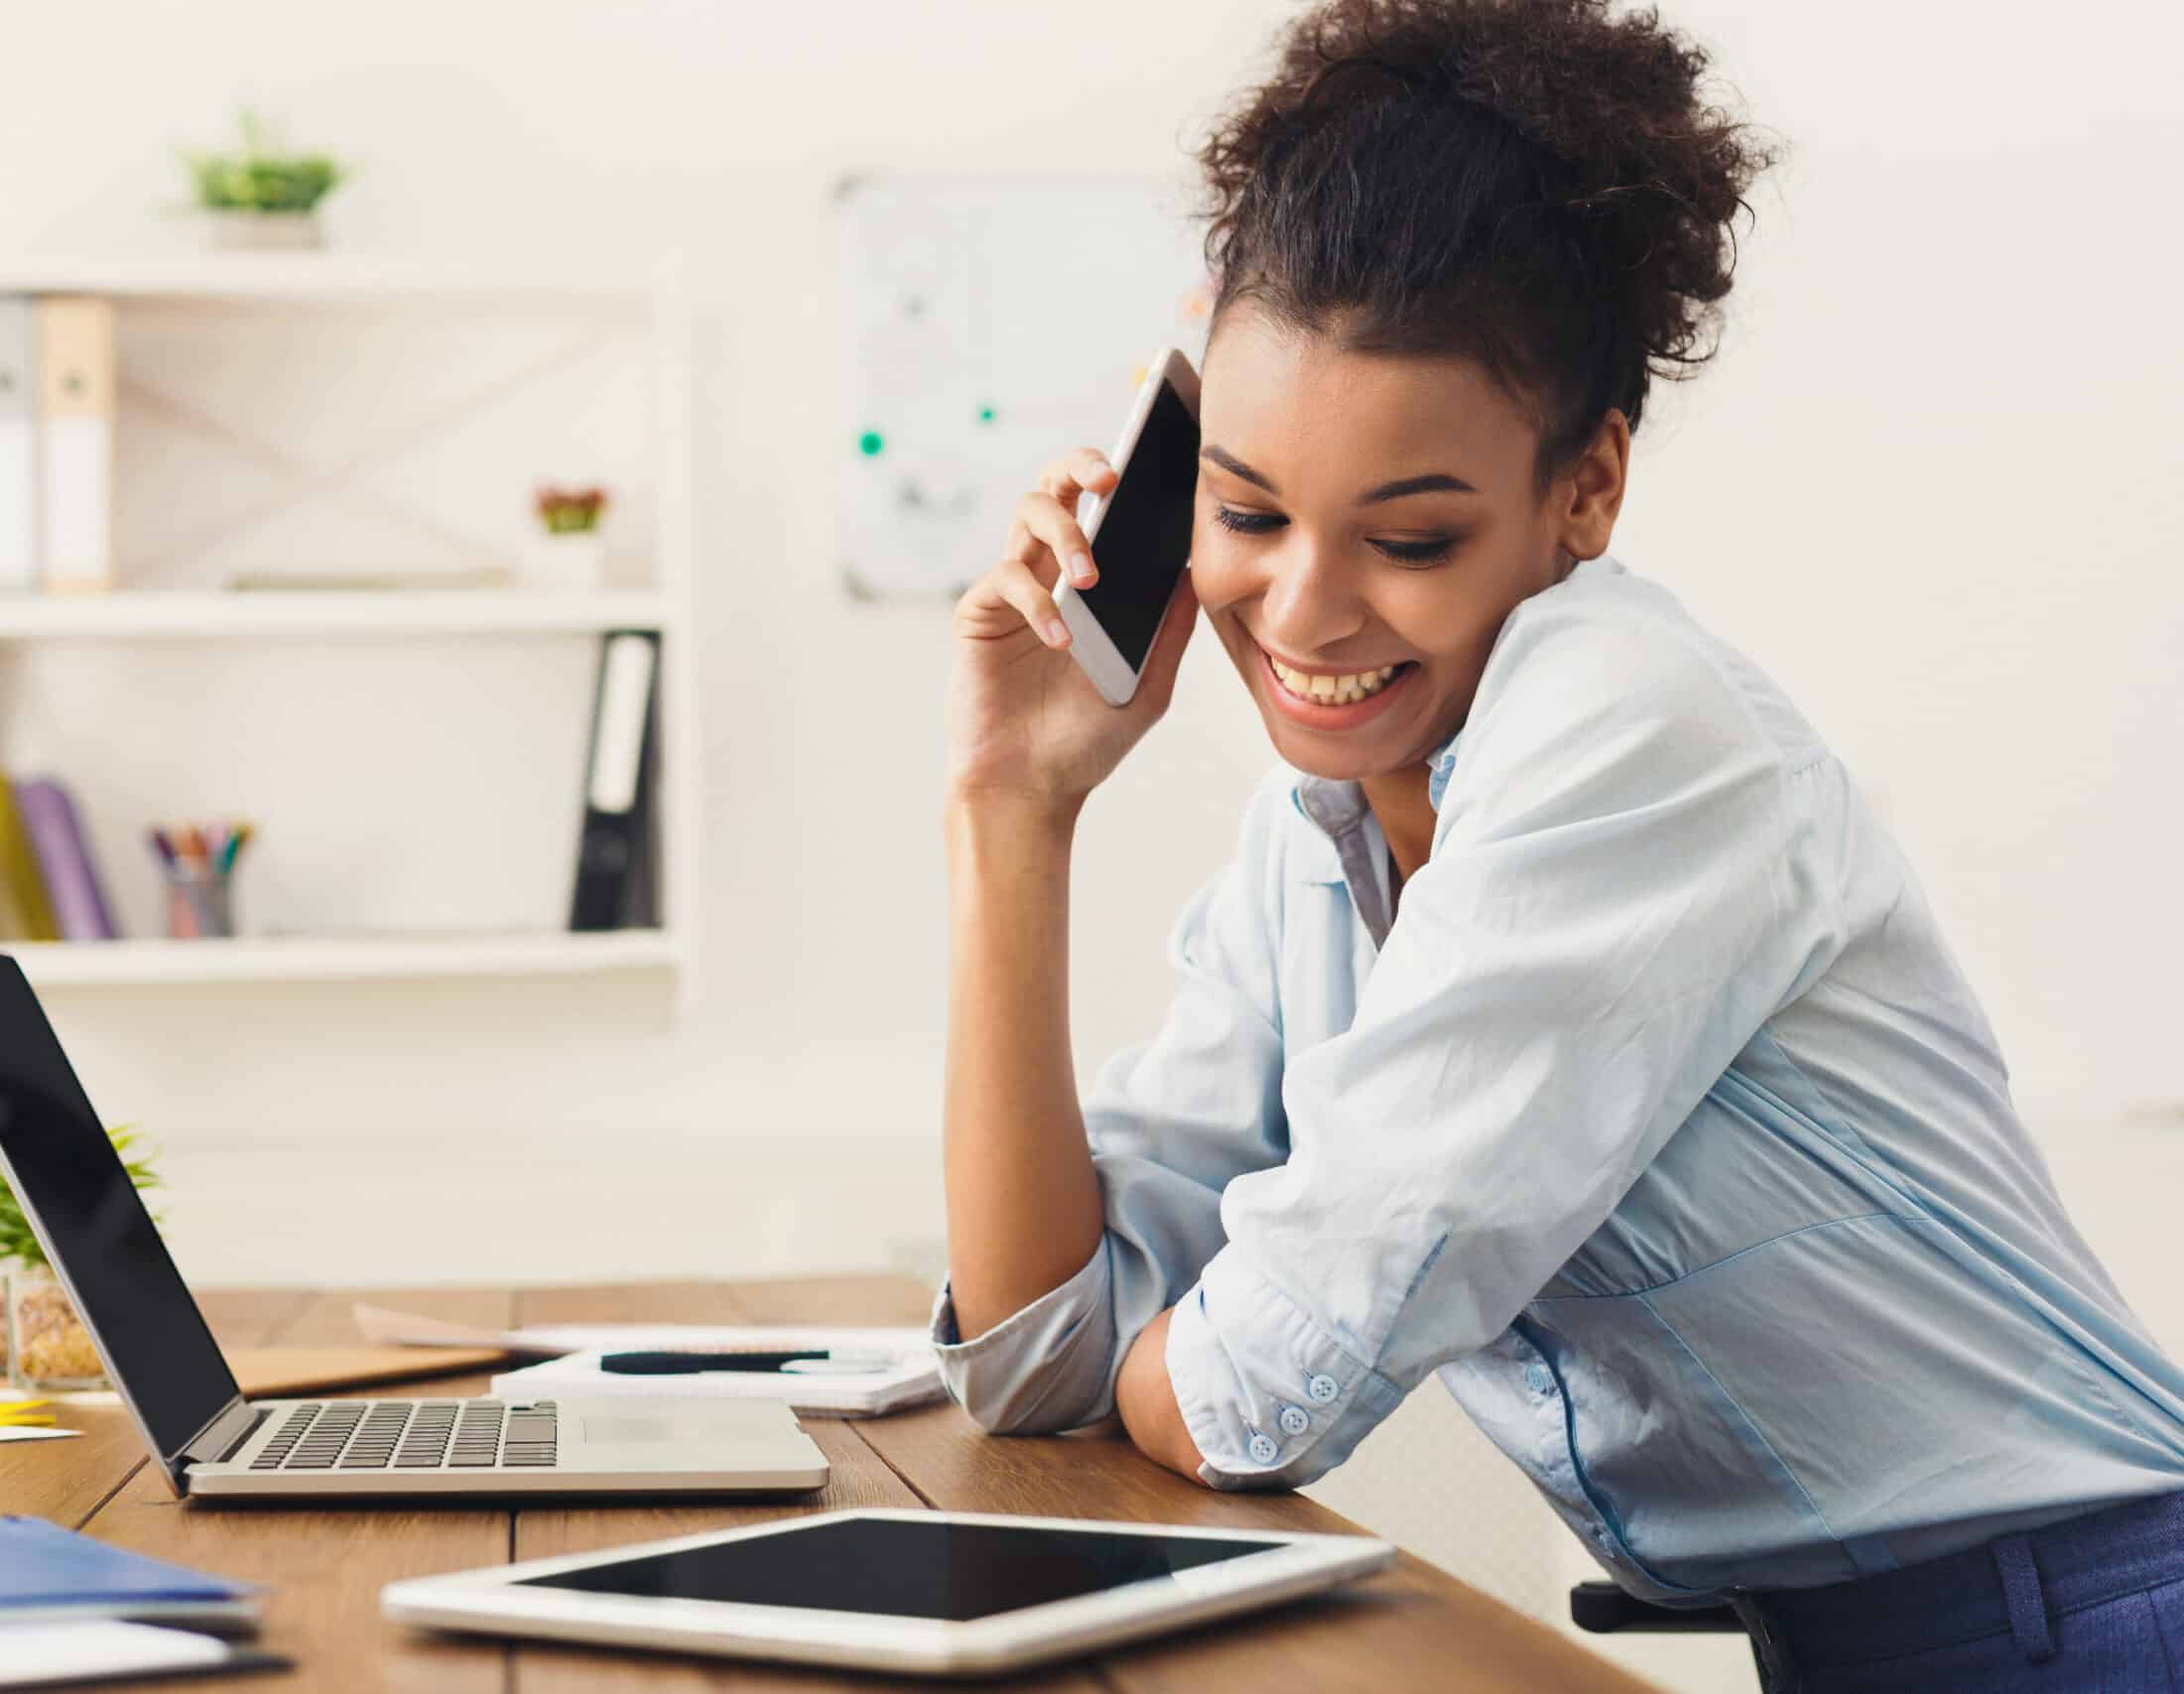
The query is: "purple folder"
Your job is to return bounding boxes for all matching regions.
[12,777,119,941]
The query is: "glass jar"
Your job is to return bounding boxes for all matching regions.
[6,1265,108,1391]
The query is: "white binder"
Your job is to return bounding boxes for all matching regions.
[33,295,115,594]
[0,296,33,590]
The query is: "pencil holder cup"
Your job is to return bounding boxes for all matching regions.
[6,1265,108,1391]
[165,868,235,940]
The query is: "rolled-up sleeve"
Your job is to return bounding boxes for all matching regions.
[930,769,1295,1433]
[1167,608,1849,1489]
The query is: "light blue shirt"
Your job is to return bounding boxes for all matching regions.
[930,555,2184,1601]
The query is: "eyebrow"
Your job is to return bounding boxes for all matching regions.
[1199,445,1478,503]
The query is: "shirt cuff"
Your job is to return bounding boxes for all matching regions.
[927,1238,1118,1434]
[1165,1243,1405,1490]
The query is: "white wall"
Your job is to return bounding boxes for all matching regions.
[0,0,1314,1285]
[1,0,2170,1285]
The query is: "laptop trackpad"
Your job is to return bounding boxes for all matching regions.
[584,1416,679,1445]
[567,1398,808,1466]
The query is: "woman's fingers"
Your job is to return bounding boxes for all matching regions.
[1026,451,1114,587]
[1000,514,1052,579]
[968,450,1121,649]
[990,555,1074,649]
[1070,445,1116,491]
[1036,447,1116,514]
[1008,490,1094,590]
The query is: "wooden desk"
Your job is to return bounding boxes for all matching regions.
[5,1278,1662,1692]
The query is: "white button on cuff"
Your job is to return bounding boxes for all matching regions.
[1247,1431,1279,1465]
[1305,1372,1339,1404]
[1526,1363,1554,1394]
[1277,1403,1310,1436]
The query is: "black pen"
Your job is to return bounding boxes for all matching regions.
[598,1350,832,1374]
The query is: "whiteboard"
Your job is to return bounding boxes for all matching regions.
[835,172,1215,600]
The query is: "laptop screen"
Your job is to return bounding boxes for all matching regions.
[0,960,239,1462]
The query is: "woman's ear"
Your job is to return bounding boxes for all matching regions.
[1558,407,1631,562]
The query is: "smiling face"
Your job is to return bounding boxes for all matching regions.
[1190,302,1627,782]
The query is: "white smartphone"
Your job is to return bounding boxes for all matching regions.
[1053,347,1202,706]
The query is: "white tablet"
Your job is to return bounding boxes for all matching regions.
[382,1507,1396,1676]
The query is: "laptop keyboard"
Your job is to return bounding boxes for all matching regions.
[248,1400,560,1471]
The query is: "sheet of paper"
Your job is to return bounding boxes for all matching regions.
[351,1303,555,1353]
[520,1323,934,1355]
[0,1426,80,1443]
[353,1302,931,1360]
[0,1620,229,1686]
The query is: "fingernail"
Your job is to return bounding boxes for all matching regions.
[1069,552,1094,585]
[1046,619,1070,645]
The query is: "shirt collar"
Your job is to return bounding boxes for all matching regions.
[1278,552,1621,876]
[1289,720,1464,829]
[1426,721,1464,810]
[1286,718,1463,882]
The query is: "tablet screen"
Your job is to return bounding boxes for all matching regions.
[517,1517,1287,1622]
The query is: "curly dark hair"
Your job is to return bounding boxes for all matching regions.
[1194,0,1782,494]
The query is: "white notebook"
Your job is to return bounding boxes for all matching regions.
[489,1327,945,1418]
[0,1621,285,1687]
[0,297,32,591]
[32,297,114,594]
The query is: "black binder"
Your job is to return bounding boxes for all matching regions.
[570,629,661,931]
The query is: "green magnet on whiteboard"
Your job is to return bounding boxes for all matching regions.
[858,431,885,456]
[977,406,996,424]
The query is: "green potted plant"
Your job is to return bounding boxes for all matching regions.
[3,1126,161,1390]
[181,108,346,250]
[526,484,611,592]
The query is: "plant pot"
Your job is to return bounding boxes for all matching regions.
[6,1265,106,1391]
[521,530,607,594]
[198,208,324,252]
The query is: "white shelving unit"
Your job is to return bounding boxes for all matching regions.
[0,256,671,305]
[1,930,684,987]
[0,254,699,991]
[0,589,675,640]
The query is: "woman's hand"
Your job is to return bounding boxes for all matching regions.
[948,447,1198,814]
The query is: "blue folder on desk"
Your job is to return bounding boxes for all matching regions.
[0,1516,261,1631]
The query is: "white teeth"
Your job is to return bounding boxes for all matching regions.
[1269,656,1405,706]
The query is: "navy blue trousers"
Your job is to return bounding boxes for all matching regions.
[1729,1491,2184,1691]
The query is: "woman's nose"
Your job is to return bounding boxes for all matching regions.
[1256,545,1364,657]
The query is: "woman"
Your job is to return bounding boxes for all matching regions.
[932,1,2184,1687]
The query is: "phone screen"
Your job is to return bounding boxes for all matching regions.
[1078,377,1200,673]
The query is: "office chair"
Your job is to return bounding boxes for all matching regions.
[1570,1584,1764,1680]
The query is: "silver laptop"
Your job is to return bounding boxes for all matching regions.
[0,957,829,1500]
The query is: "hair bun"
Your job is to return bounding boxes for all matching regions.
[1195,0,1782,477]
